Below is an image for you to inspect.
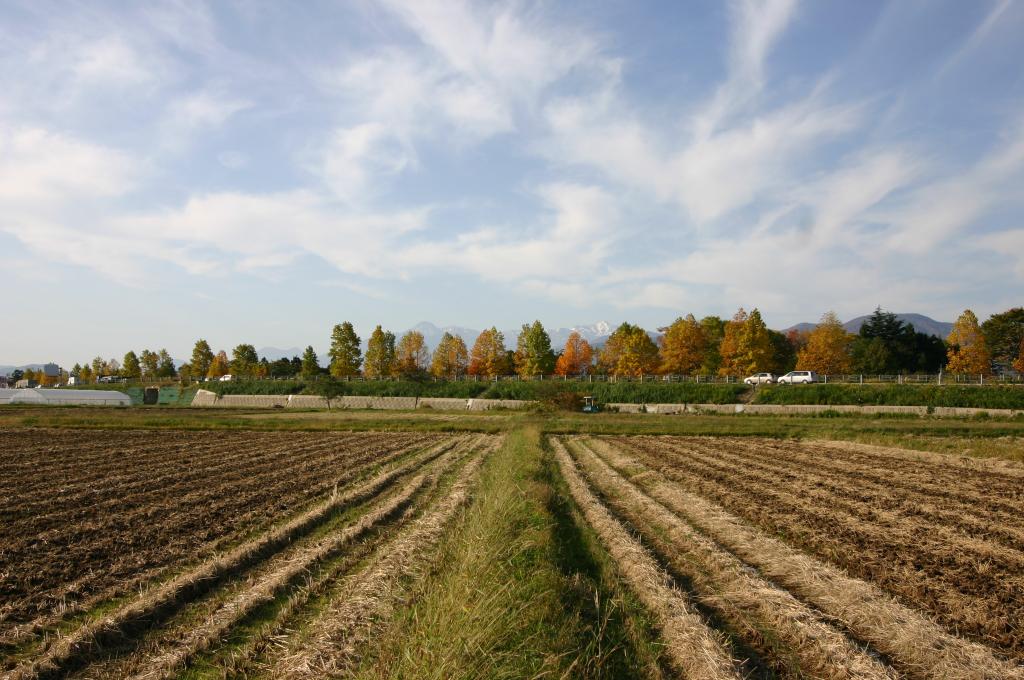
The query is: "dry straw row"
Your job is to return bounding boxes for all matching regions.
[568,436,897,679]
[550,438,741,680]
[586,436,1024,680]
[6,436,467,680]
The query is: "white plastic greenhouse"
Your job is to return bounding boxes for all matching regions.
[0,389,131,406]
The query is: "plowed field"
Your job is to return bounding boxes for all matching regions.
[0,429,499,679]
[553,435,1024,679]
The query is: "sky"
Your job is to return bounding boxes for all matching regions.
[2,0,1023,366]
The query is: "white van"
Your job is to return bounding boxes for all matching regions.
[778,371,818,384]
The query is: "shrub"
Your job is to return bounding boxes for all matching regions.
[753,384,1024,409]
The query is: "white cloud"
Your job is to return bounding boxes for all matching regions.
[881,117,1024,252]
[0,125,137,204]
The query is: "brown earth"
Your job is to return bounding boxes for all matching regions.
[0,429,441,639]
[607,435,1024,664]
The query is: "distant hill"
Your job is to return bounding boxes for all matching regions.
[256,347,304,362]
[784,313,953,338]
[0,364,45,377]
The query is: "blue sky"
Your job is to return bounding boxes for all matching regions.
[2,0,1023,366]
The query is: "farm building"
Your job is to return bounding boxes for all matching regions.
[0,389,131,406]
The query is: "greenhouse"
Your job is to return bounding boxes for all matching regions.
[0,389,131,406]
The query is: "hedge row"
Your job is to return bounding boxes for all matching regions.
[752,384,1024,409]
[205,379,747,404]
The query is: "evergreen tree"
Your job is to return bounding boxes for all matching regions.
[980,308,1024,364]
[329,322,362,377]
[698,316,726,375]
[301,346,320,380]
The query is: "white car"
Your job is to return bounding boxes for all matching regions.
[743,373,776,385]
[219,374,234,382]
[778,371,818,385]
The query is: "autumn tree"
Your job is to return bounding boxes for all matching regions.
[364,325,397,379]
[139,349,158,377]
[659,314,706,375]
[554,331,593,376]
[514,321,556,377]
[301,346,320,380]
[718,308,774,376]
[329,322,362,377]
[230,344,258,377]
[468,328,510,378]
[207,350,230,378]
[717,310,746,377]
[1013,336,1024,374]
[190,340,214,380]
[599,323,660,377]
[431,332,469,379]
[946,309,992,375]
[796,311,854,375]
[122,351,141,380]
[79,364,93,383]
[395,331,430,378]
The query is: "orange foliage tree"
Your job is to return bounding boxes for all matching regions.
[554,331,594,376]
[468,327,510,378]
[796,311,854,375]
[659,314,706,375]
[946,309,992,375]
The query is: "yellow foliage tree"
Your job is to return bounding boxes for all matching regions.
[1014,337,1024,375]
[431,332,469,379]
[394,331,429,378]
[946,309,992,375]
[796,311,854,375]
[468,328,509,378]
[555,332,594,376]
[718,308,774,376]
[659,314,706,375]
[207,350,230,378]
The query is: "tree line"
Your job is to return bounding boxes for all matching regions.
[68,307,1024,385]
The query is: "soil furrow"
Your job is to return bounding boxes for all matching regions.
[4,435,466,680]
[586,437,1024,680]
[565,437,897,680]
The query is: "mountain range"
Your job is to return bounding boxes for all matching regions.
[783,313,953,339]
